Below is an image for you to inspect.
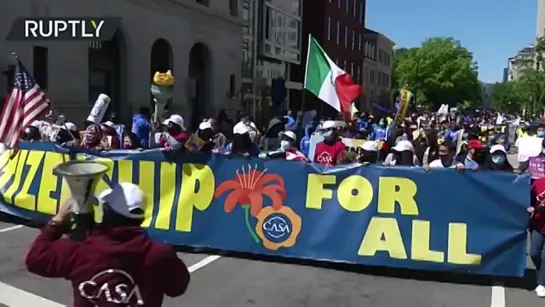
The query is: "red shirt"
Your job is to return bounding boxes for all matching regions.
[531,177,545,233]
[26,225,190,307]
[313,140,345,166]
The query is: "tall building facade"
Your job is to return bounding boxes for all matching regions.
[538,0,545,39]
[241,0,303,123]
[0,0,242,129]
[362,28,394,109]
[290,0,366,113]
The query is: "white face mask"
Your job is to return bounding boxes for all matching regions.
[280,140,291,150]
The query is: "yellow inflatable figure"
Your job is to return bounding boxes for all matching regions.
[153,70,174,86]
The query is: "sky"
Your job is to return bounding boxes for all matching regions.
[365,0,537,83]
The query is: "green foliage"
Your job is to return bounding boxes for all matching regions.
[491,37,545,115]
[491,82,522,113]
[393,37,481,109]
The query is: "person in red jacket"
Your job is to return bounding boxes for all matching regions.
[529,177,545,298]
[25,182,190,307]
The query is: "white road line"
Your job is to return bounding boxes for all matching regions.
[0,281,64,307]
[188,255,221,273]
[0,224,23,232]
[491,281,506,307]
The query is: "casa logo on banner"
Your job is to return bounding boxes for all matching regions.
[6,17,122,41]
[214,164,302,251]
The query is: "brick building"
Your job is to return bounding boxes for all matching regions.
[291,0,366,112]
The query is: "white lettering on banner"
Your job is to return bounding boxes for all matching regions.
[263,216,291,239]
[78,269,144,305]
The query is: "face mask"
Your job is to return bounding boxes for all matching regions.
[280,140,291,151]
[538,131,545,138]
[323,131,333,137]
[492,155,505,164]
[440,154,452,166]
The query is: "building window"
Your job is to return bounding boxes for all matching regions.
[350,62,354,76]
[327,17,332,40]
[378,72,382,85]
[346,0,349,14]
[33,46,48,89]
[378,49,382,63]
[344,25,348,48]
[358,33,362,50]
[359,1,363,23]
[353,0,357,18]
[338,0,341,8]
[343,60,347,70]
[352,30,355,50]
[336,21,340,45]
[229,0,238,16]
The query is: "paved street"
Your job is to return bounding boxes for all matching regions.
[0,154,534,307]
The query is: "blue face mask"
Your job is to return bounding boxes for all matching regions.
[538,131,545,138]
[492,155,505,164]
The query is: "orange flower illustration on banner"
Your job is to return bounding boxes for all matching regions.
[214,165,286,243]
[255,206,302,250]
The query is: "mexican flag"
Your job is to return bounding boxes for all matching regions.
[304,35,362,120]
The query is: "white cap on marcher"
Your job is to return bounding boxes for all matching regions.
[392,140,414,152]
[490,144,507,154]
[360,141,378,152]
[199,121,212,130]
[233,121,250,135]
[102,121,115,129]
[321,120,336,129]
[98,183,145,219]
[283,130,296,141]
[62,122,77,132]
[164,114,186,130]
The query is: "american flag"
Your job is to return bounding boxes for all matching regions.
[0,60,49,150]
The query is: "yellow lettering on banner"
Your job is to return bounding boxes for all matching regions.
[0,150,10,171]
[3,150,29,208]
[12,150,45,211]
[0,150,19,191]
[358,217,407,259]
[93,158,115,223]
[337,175,373,212]
[305,174,335,209]
[138,161,155,228]
[155,162,176,230]
[175,163,214,232]
[448,223,481,265]
[378,177,418,215]
[117,159,133,184]
[411,220,444,263]
[36,152,65,215]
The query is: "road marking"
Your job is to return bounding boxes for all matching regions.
[0,225,23,232]
[0,281,64,307]
[188,255,221,273]
[491,281,505,307]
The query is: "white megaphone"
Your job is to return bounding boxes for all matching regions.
[53,161,109,214]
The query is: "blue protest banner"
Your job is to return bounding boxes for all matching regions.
[0,142,530,277]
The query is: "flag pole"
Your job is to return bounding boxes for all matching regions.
[10,52,78,142]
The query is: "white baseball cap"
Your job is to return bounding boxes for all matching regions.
[360,141,378,152]
[490,144,507,154]
[164,114,186,130]
[62,122,77,132]
[98,183,145,219]
[392,140,414,152]
[199,121,212,130]
[321,120,336,130]
[233,121,250,135]
[283,130,296,141]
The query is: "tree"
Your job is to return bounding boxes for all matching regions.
[393,37,481,110]
[491,81,522,113]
